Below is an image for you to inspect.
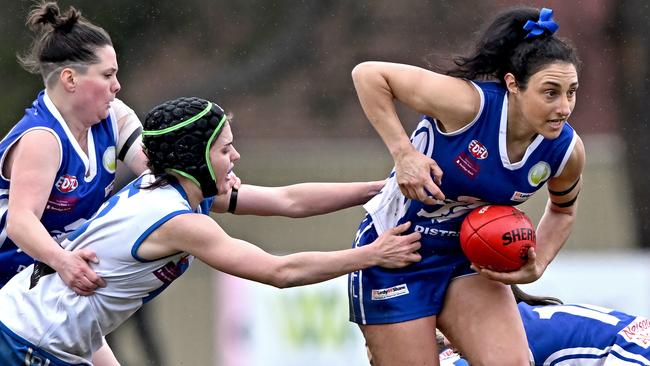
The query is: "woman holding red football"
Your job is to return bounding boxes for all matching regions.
[348,6,585,365]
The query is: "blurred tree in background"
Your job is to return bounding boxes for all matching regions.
[615,0,650,248]
[0,0,646,245]
[1,0,491,138]
[2,1,649,365]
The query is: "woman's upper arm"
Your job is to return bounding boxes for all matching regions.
[161,214,279,283]
[6,130,61,217]
[547,135,586,213]
[353,61,481,129]
[112,99,148,175]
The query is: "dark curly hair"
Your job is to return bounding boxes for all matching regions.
[142,96,228,198]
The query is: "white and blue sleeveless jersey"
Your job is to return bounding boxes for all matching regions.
[0,173,214,364]
[362,80,577,254]
[0,91,118,286]
[442,303,650,366]
[520,302,650,366]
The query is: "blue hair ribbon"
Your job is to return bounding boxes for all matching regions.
[523,8,559,39]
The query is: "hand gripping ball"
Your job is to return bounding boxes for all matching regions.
[460,205,536,272]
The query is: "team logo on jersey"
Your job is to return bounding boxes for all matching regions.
[527,161,551,187]
[468,139,488,159]
[371,284,409,300]
[55,174,78,193]
[416,198,484,224]
[103,146,116,173]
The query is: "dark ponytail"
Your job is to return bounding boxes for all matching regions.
[511,285,563,306]
[18,1,112,85]
[446,7,581,89]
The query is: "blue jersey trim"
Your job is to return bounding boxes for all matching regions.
[168,178,215,213]
[609,349,649,366]
[551,353,606,365]
[0,320,84,365]
[0,212,7,235]
[130,209,192,262]
[169,180,190,205]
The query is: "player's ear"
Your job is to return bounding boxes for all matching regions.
[60,67,76,92]
[504,73,519,94]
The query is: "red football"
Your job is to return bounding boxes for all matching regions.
[460,205,536,272]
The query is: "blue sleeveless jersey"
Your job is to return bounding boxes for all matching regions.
[0,91,118,287]
[349,81,578,324]
[363,80,577,254]
[520,302,650,365]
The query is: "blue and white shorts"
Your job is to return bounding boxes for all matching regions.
[348,216,475,325]
[0,322,86,366]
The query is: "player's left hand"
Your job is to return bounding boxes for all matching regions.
[471,247,544,284]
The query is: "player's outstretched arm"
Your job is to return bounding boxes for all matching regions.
[148,215,421,288]
[211,180,385,217]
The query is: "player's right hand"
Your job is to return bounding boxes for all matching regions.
[54,249,106,296]
[472,247,543,285]
[373,221,421,268]
[395,147,444,205]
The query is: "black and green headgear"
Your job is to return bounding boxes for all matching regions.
[142,96,227,198]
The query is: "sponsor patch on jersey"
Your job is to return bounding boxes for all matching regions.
[104,179,115,197]
[439,348,457,359]
[620,316,650,349]
[454,151,480,179]
[527,161,551,187]
[439,350,466,366]
[153,260,184,285]
[511,191,534,203]
[55,174,78,193]
[46,196,79,212]
[103,146,116,173]
[371,284,409,300]
[468,139,488,159]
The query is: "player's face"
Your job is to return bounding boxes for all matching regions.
[209,122,240,193]
[515,62,578,139]
[72,45,121,124]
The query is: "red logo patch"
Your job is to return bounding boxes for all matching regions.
[55,175,78,193]
[468,140,488,160]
